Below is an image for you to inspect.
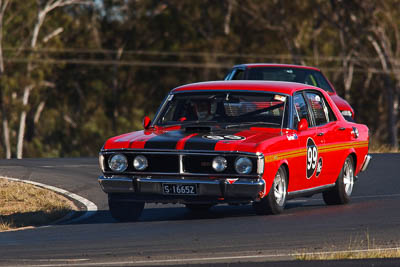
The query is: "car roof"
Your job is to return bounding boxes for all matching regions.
[232,63,321,72]
[171,80,322,95]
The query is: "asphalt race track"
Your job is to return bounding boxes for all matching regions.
[0,154,400,266]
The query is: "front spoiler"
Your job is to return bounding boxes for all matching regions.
[98,176,265,203]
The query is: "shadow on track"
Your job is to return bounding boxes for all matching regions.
[60,200,325,225]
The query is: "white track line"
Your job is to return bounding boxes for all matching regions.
[7,247,400,267]
[0,176,98,223]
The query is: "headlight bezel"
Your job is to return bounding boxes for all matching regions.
[99,153,105,172]
[235,157,253,174]
[108,153,128,172]
[133,155,148,171]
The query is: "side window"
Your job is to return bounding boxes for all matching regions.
[231,69,245,80]
[293,93,310,128]
[305,92,335,126]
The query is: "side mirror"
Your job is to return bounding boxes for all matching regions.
[297,118,308,132]
[143,116,151,129]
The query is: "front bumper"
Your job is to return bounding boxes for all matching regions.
[98,176,265,203]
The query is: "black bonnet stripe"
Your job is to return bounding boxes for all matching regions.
[143,129,244,150]
[183,130,243,151]
[144,131,185,149]
[183,135,219,150]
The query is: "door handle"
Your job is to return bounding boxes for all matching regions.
[317,132,324,136]
[338,127,346,131]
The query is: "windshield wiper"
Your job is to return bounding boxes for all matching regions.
[225,122,280,129]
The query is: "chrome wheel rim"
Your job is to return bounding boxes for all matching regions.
[343,158,354,196]
[274,169,287,206]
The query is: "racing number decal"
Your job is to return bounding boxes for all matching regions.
[306,138,318,179]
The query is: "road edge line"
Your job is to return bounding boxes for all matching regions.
[0,176,98,224]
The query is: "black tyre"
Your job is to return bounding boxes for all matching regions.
[323,156,354,205]
[108,194,145,222]
[185,204,213,212]
[253,166,287,215]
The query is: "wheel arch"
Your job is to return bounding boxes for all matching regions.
[280,161,289,186]
[261,159,289,199]
[343,149,357,174]
[349,151,357,175]
[349,152,357,167]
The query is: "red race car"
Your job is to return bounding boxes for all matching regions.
[225,63,355,121]
[98,81,371,221]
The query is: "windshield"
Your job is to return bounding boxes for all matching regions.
[228,67,334,93]
[154,91,289,128]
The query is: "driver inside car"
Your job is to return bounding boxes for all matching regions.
[192,99,216,121]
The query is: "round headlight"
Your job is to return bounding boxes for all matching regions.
[212,156,227,172]
[235,157,253,174]
[133,155,148,171]
[108,154,128,172]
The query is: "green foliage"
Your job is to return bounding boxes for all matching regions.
[0,0,399,158]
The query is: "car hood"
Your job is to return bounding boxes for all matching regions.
[330,94,353,113]
[103,127,282,153]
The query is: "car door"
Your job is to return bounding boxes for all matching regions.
[305,91,352,184]
[303,91,338,187]
[288,92,319,192]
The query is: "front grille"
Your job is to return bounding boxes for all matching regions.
[145,154,179,173]
[103,153,179,173]
[183,155,238,174]
[102,150,260,177]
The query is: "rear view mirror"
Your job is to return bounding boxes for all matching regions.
[143,116,151,129]
[297,118,308,132]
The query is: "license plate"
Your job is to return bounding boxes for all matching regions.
[162,184,197,195]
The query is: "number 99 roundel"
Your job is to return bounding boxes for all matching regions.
[306,138,318,179]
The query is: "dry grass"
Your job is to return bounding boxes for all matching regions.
[369,144,399,153]
[0,178,76,231]
[296,232,400,260]
[369,138,399,153]
[297,248,400,260]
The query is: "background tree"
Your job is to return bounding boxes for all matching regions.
[0,0,10,159]
[0,0,399,158]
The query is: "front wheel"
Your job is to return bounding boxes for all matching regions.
[108,194,145,222]
[323,156,354,205]
[253,166,287,215]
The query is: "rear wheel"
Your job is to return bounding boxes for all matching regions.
[253,166,287,215]
[108,194,145,222]
[323,156,354,205]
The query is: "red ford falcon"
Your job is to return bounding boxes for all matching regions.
[98,81,371,221]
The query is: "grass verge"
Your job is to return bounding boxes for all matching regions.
[296,232,400,260]
[0,178,77,231]
[369,138,399,153]
[296,248,400,260]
